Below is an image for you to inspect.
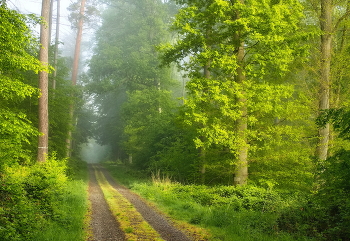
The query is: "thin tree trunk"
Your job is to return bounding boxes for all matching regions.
[199,49,211,185]
[52,0,60,90]
[37,0,51,162]
[49,0,53,45]
[200,146,206,184]
[157,81,162,113]
[71,0,86,86]
[316,0,332,161]
[66,0,86,157]
[182,75,185,105]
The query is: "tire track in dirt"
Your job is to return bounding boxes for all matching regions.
[88,165,125,241]
[96,165,191,241]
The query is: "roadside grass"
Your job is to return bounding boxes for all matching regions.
[94,166,163,241]
[103,162,313,241]
[34,159,89,241]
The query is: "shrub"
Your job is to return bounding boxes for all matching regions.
[278,150,350,240]
[0,156,68,240]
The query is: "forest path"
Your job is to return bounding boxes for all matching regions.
[88,165,125,241]
[88,164,191,241]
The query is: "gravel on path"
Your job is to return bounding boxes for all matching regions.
[88,165,125,241]
[97,165,192,241]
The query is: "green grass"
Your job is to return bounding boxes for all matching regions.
[104,163,313,241]
[34,160,89,241]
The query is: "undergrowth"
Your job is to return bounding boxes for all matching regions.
[104,162,313,241]
[0,157,89,241]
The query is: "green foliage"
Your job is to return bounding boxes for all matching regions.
[0,109,38,166]
[87,0,178,162]
[89,0,173,91]
[34,179,88,241]
[0,156,68,240]
[146,183,283,212]
[277,107,350,239]
[163,0,308,75]
[313,150,350,239]
[103,162,148,188]
[278,150,350,240]
[317,108,350,140]
[48,55,79,158]
[0,6,43,74]
[0,4,44,166]
[148,116,200,183]
[122,89,177,167]
[35,159,89,241]
[156,0,315,186]
[0,157,89,241]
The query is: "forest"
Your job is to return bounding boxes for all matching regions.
[1,0,350,240]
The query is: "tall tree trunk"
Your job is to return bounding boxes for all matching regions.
[234,41,248,186]
[52,0,60,90]
[37,0,51,162]
[233,0,248,186]
[316,0,332,160]
[66,0,86,157]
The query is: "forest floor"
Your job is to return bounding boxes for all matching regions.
[87,164,192,241]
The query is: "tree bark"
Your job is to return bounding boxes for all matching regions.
[199,47,211,184]
[52,0,60,90]
[234,41,248,186]
[316,0,332,161]
[49,0,53,45]
[66,0,86,157]
[233,0,248,186]
[71,0,86,86]
[37,0,51,162]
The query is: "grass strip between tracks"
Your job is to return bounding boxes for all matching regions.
[94,167,164,241]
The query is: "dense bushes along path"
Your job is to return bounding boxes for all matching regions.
[88,164,191,241]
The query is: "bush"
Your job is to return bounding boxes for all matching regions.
[278,150,350,240]
[166,184,282,212]
[0,156,68,240]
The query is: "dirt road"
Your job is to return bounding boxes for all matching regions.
[88,165,191,241]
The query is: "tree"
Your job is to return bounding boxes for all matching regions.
[87,0,176,164]
[37,0,51,162]
[66,0,87,157]
[0,4,44,166]
[52,0,61,90]
[314,0,332,161]
[160,0,307,185]
[314,0,350,159]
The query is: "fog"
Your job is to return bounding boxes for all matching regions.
[80,139,110,163]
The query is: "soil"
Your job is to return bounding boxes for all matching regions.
[88,164,192,241]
